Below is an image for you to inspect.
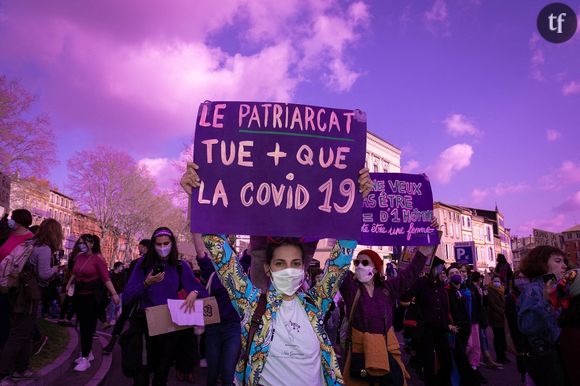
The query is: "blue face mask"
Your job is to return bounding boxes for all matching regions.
[7,219,16,229]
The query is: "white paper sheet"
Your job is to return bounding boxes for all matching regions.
[167,299,205,326]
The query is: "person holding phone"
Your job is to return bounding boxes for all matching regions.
[517,245,568,386]
[123,227,209,386]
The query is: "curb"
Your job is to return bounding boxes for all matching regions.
[87,334,113,386]
[21,326,79,386]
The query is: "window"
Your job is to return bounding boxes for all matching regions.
[444,223,448,236]
[467,218,471,227]
[445,244,449,259]
[456,224,460,238]
[489,247,493,261]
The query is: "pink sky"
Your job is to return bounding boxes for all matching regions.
[1,0,579,236]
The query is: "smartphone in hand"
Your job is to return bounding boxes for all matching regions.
[542,273,557,284]
[153,264,165,275]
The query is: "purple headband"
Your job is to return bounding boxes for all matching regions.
[153,229,173,238]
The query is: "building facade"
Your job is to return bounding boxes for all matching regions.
[511,228,566,269]
[562,225,580,267]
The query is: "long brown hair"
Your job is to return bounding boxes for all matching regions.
[33,218,63,252]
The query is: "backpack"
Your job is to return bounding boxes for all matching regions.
[0,241,35,293]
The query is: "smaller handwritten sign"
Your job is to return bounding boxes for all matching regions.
[359,173,439,246]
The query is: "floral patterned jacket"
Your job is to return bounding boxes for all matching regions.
[203,234,357,386]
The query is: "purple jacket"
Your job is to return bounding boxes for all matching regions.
[340,251,427,334]
[123,257,208,310]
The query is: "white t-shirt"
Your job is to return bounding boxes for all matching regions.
[260,298,323,386]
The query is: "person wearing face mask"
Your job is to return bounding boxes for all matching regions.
[406,256,454,386]
[339,247,429,386]
[446,267,480,386]
[486,275,508,365]
[123,227,208,386]
[58,237,87,326]
[201,234,358,386]
[180,161,373,386]
[0,209,34,352]
[67,234,120,372]
[517,246,569,386]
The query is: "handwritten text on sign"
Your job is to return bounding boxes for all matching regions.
[359,173,439,246]
[190,101,366,239]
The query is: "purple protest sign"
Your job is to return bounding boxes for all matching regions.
[359,173,439,246]
[190,101,367,239]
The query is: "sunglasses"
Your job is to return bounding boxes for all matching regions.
[353,260,371,267]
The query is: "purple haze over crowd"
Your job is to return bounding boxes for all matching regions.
[1,0,579,236]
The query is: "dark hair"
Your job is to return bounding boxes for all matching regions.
[139,239,151,248]
[497,254,507,265]
[113,261,123,269]
[80,234,102,254]
[266,239,305,265]
[0,214,10,246]
[12,209,32,228]
[520,245,565,279]
[141,227,179,273]
[471,271,482,282]
[32,218,63,252]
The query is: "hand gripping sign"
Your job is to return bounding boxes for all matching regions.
[190,101,367,240]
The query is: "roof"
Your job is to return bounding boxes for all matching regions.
[366,130,401,153]
[563,224,580,233]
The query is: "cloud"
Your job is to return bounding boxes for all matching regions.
[546,129,562,142]
[138,157,180,192]
[402,159,420,173]
[554,191,580,213]
[540,160,580,190]
[471,188,489,203]
[0,0,369,150]
[444,113,480,137]
[529,34,545,81]
[516,214,567,235]
[424,0,450,36]
[470,183,530,203]
[562,81,580,96]
[427,144,473,184]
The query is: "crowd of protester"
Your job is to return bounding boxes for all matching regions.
[0,165,578,386]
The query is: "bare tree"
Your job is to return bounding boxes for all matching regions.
[68,146,189,262]
[0,75,57,178]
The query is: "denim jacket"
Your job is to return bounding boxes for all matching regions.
[517,278,560,347]
[203,234,356,386]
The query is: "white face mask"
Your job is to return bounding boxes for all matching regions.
[355,265,375,283]
[155,245,172,258]
[271,268,304,296]
[79,244,88,253]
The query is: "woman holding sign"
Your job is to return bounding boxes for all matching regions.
[123,227,208,386]
[180,162,372,386]
[339,227,438,386]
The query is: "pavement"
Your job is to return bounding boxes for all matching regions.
[31,321,521,386]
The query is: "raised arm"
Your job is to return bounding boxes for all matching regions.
[203,234,259,316]
[308,239,357,314]
[384,250,427,301]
